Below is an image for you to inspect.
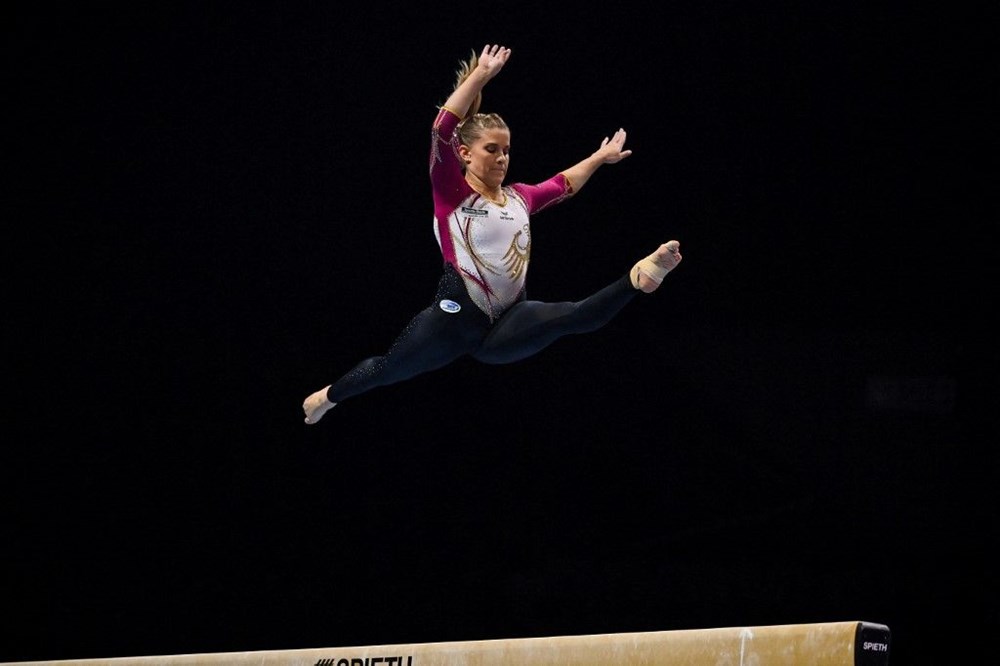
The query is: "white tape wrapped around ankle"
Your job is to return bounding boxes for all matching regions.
[637,258,668,284]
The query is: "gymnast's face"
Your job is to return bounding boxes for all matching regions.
[462,127,510,189]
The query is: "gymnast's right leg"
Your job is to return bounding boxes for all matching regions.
[303,306,480,424]
[304,268,486,424]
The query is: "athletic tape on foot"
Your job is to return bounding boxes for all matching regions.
[637,258,667,284]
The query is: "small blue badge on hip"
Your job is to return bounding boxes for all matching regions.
[439,299,461,313]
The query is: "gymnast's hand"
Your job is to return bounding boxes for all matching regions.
[594,128,633,164]
[475,44,512,82]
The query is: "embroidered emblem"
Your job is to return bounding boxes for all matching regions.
[502,230,531,280]
[439,299,462,313]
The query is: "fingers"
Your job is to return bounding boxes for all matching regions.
[480,44,512,64]
[601,129,626,148]
[598,128,631,161]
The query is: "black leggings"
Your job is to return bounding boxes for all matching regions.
[327,265,638,403]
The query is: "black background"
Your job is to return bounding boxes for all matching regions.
[5,2,995,665]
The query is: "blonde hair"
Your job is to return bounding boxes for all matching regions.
[452,49,509,148]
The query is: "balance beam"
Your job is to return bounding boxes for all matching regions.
[3,620,890,665]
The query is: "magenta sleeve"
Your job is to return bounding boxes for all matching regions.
[511,173,573,215]
[431,108,472,266]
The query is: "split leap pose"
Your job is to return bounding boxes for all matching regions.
[303,45,682,424]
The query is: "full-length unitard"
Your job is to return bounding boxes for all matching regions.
[324,107,639,404]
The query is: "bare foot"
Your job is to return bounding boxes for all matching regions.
[631,240,682,293]
[303,385,336,424]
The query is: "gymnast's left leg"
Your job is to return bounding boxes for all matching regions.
[473,241,682,365]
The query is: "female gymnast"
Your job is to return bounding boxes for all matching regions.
[303,44,682,424]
